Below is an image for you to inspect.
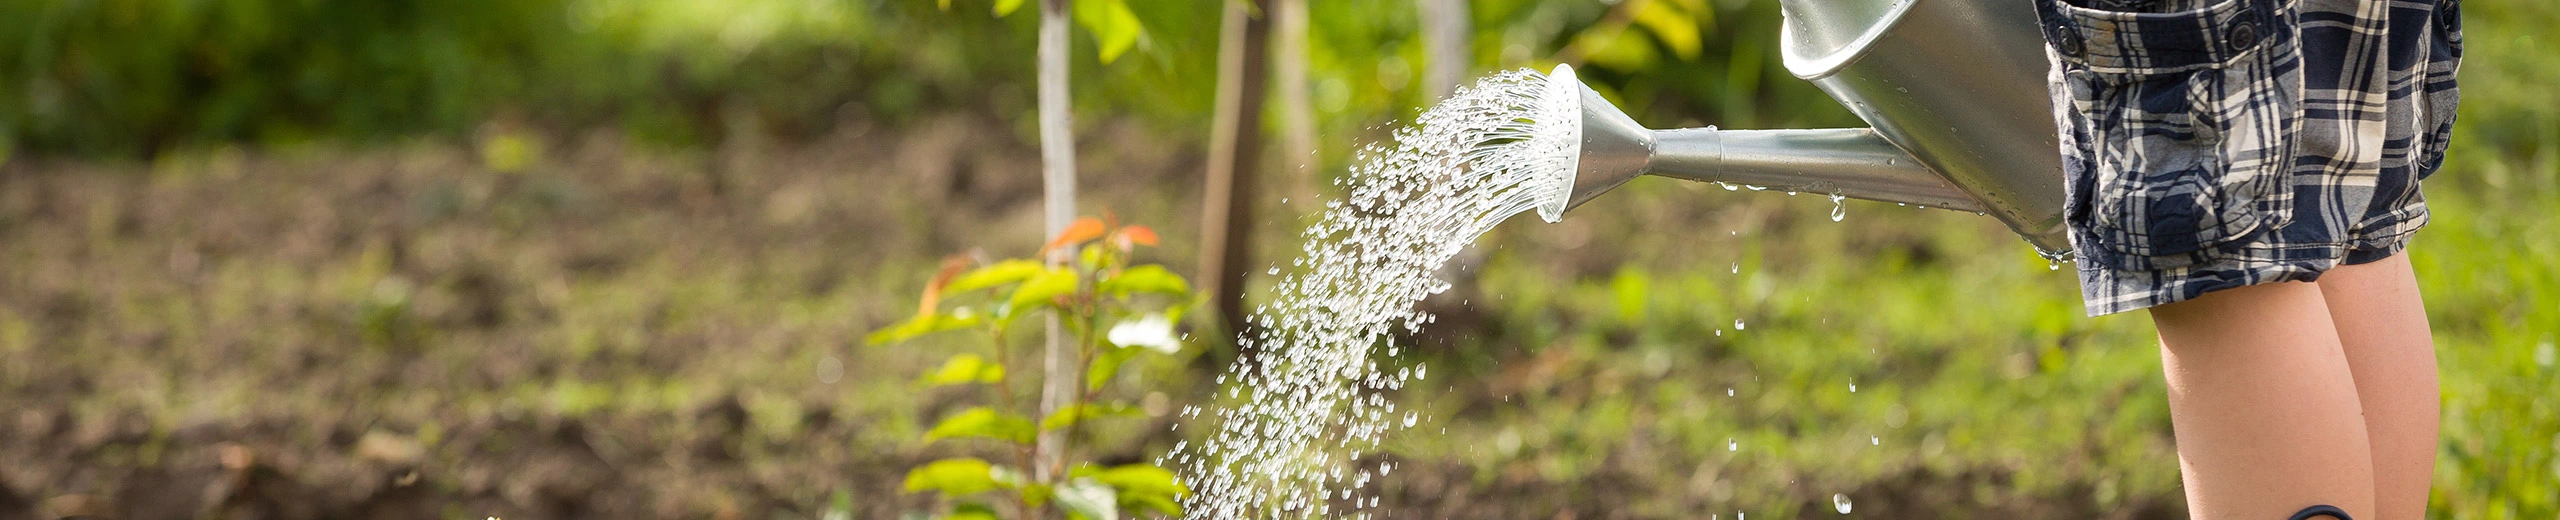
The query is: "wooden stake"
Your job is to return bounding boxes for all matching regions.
[1034,0,1078,486]
[1200,0,1271,349]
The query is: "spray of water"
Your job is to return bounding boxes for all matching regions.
[1165,68,1577,518]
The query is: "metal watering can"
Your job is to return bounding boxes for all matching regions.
[1533,0,2071,256]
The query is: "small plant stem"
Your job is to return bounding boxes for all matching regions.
[1058,258,1106,476]
[1062,341,1097,473]
[988,327,1038,518]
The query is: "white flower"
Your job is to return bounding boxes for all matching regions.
[1107,313,1181,354]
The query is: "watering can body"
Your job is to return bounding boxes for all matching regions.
[1538,0,2072,256]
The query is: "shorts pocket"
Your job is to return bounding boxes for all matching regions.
[2037,0,2303,270]
[2417,0,2462,179]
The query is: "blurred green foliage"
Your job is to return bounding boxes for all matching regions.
[0,0,1835,159]
[0,0,1206,155]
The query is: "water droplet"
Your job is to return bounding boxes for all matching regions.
[1727,387,1735,397]
[1835,493,1854,514]
[1718,181,1739,191]
[1872,436,1880,445]
[814,356,844,384]
[1829,193,1847,222]
[1281,197,1290,204]
[1731,262,1740,274]
[1728,438,1739,451]
[1733,319,1746,330]
[2048,260,2061,271]
[1849,380,1858,393]
[1269,266,1282,275]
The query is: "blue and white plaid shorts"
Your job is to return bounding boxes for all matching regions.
[2034,0,2463,316]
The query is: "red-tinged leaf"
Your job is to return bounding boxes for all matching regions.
[1042,217,1106,257]
[1118,225,1159,247]
[920,255,972,316]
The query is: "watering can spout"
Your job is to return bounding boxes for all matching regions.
[1535,64,1984,225]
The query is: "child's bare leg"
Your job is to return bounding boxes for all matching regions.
[2149,281,2375,519]
[2316,252,2438,519]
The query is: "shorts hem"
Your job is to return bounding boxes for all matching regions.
[2078,249,2336,317]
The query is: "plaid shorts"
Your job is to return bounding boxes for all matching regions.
[2034,0,2464,316]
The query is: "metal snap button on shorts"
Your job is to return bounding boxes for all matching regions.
[2032,0,2463,316]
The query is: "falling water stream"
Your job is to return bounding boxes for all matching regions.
[1166,66,1881,517]
[1166,69,1575,519]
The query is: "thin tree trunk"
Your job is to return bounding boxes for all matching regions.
[1417,0,1471,99]
[1034,0,1078,487]
[1200,0,1271,347]
[1274,0,1316,199]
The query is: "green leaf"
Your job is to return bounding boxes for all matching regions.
[1609,267,1650,324]
[1074,463,1187,515]
[866,310,984,346]
[1040,401,1140,431]
[1054,477,1119,520]
[1633,0,1702,60]
[1122,493,1181,517]
[1017,480,1053,508]
[1079,243,1107,271]
[1077,463,1187,499]
[1073,0,1144,64]
[1099,264,1190,298]
[924,407,1036,444]
[949,503,1002,520]
[992,0,1026,17]
[1086,345,1141,392]
[946,259,1044,295]
[1577,26,1659,72]
[824,489,854,520]
[1008,268,1079,311]
[903,457,999,495]
[919,353,1007,387]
